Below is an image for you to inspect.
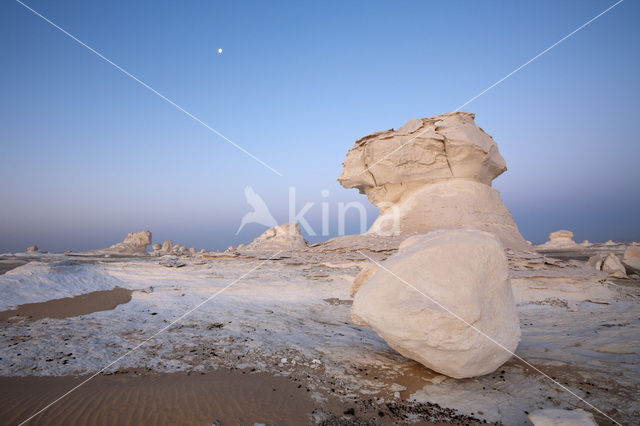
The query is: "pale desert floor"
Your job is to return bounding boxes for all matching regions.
[0,238,638,425]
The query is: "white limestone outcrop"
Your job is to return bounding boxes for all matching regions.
[242,222,308,251]
[338,112,528,250]
[351,229,521,379]
[85,230,152,256]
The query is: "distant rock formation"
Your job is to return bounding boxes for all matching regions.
[338,112,528,250]
[537,230,580,249]
[108,231,151,255]
[84,230,151,256]
[622,246,640,275]
[26,246,38,253]
[351,229,521,379]
[161,240,173,253]
[241,223,308,251]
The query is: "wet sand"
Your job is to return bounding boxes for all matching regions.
[0,370,314,425]
[0,287,133,322]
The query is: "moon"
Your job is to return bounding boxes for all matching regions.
[218,48,223,54]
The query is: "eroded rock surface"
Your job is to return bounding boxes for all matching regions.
[338,112,528,250]
[351,229,521,379]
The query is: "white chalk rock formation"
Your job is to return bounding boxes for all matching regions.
[623,246,640,275]
[86,231,152,256]
[108,230,152,254]
[588,253,627,279]
[26,246,38,253]
[242,223,308,251]
[351,229,520,379]
[161,240,173,253]
[338,112,528,250]
[537,230,580,249]
[528,408,596,426]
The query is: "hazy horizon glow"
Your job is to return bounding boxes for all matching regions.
[1,0,639,253]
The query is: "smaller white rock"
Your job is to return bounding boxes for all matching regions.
[528,408,596,426]
[601,253,627,279]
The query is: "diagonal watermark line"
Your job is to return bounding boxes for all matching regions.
[355,0,624,178]
[14,0,283,177]
[357,250,622,425]
[18,251,283,426]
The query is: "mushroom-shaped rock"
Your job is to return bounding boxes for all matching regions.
[537,230,580,249]
[242,223,308,251]
[26,246,39,253]
[623,246,640,275]
[528,408,596,426]
[151,244,162,251]
[338,112,528,250]
[351,228,521,378]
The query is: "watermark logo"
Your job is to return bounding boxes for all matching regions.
[237,186,401,237]
[236,186,278,235]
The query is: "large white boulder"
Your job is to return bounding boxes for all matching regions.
[623,246,640,275]
[242,222,308,251]
[528,408,597,426]
[338,112,528,250]
[351,229,520,379]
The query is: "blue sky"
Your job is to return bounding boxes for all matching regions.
[1,0,638,252]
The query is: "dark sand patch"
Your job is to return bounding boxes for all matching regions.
[0,287,133,322]
[0,370,314,425]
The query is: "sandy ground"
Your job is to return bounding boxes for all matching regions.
[0,370,315,425]
[0,240,638,425]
